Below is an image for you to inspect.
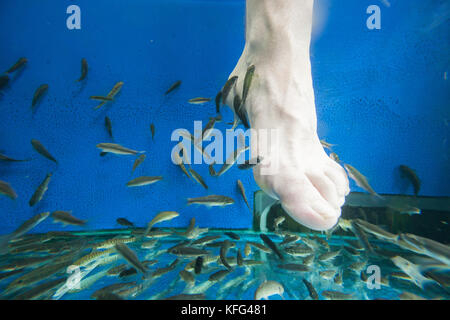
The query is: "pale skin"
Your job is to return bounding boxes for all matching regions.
[223,0,350,231]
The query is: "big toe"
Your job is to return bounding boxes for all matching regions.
[274,174,341,231]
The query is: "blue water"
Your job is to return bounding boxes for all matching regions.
[1,229,445,300]
[0,0,449,234]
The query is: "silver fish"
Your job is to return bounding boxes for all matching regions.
[344,164,381,198]
[29,173,52,207]
[144,211,179,235]
[114,243,148,275]
[187,195,234,207]
[188,97,211,104]
[0,180,17,199]
[31,139,57,163]
[126,176,163,187]
[96,143,144,155]
[51,211,86,226]
[255,280,284,300]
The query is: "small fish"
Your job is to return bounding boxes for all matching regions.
[118,268,137,278]
[0,74,9,89]
[334,271,343,285]
[202,117,217,141]
[237,180,251,211]
[329,152,340,162]
[224,232,240,240]
[320,140,335,150]
[187,195,234,207]
[302,279,319,300]
[31,84,49,108]
[131,154,146,174]
[90,96,114,101]
[353,219,398,242]
[280,234,300,246]
[399,165,421,196]
[165,80,181,95]
[215,91,222,114]
[344,164,380,198]
[29,173,52,207]
[6,57,27,74]
[141,239,158,249]
[51,211,86,226]
[209,269,231,282]
[237,249,244,266]
[211,144,249,177]
[320,270,337,280]
[77,58,88,82]
[0,153,30,162]
[4,212,50,246]
[104,116,113,138]
[220,240,233,270]
[96,143,144,155]
[116,218,134,227]
[321,290,354,300]
[170,247,210,257]
[233,94,250,129]
[277,263,310,272]
[0,180,18,200]
[188,167,208,189]
[237,156,263,170]
[348,260,367,273]
[179,269,195,285]
[194,256,204,274]
[387,200,421,215]
[192,235,222,246]
[284,246,313,257]
[31,139,57,163]
[150,123,155,140]
[390,256,433,289]
[242,65,255,105]
[107,264,128,276]
[114,243,148,275]
[126,176,163,187]
[144,211,179,235]
[312,236,330,250]
[93,81,123,109]
[273,216,285,230]
[260,234,284,260]
[255,280,284,300]
[173,143,192,180]
[13,277,67,300]
[221,76,238,104]
[317,250,341,262]
[350,220,374,253]
[247,241,271,253]
[93,237,136,250]
[399,233,450,266]
[188,97,211,104]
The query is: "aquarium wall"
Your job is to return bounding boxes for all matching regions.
[0,0,449,234]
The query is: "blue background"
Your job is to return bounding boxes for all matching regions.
[0,0,449,234]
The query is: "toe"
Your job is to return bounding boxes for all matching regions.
[325,160,350,197]
[305,171,340,209]
[275,175,341,231]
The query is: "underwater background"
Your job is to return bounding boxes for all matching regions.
[0,0,449,236]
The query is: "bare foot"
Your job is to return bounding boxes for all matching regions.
[223,0,349,230]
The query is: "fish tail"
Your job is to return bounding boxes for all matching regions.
[0,234,13,255]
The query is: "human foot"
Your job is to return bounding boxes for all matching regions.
[222,0,350,231]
